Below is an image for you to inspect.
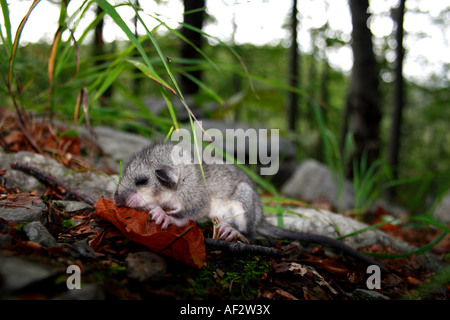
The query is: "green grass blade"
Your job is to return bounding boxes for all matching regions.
[95,0,155,74]
[131,3,210,135]
[126,59,177,96]
[91,62,125,104]
[72,1,103,45]
[236,164,278,196]
[1,0,12,53]
[337,218,403,240]
[131,5,183,98]
[409,215,450,233]
[180,71,224,105]
[366,232,447,259]
[160,89,179,131]
[54,0,93,77]
[145,11,219,72]
[8,0,41,92]
[113,81,174,129]
[261,196,323,212]
[178,20,257,97]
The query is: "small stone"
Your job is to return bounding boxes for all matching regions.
[125,251,166,282]
[434,192,450,223]
[53,284,105,300]
[52,200,92,213]
[281,159,355,212]
[349,288,390,300]
[0,200,47,224]
[72,238,97,259]
[0,253,58,292]
[0,234,12,247]
[23,221,58,248]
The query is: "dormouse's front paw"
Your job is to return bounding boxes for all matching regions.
[148,207,190,229]
[148,206,172,229]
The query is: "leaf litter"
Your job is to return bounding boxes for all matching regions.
[0,116,449,299]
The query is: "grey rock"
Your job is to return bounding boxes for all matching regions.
[72,238,97,259]
[125,251,167,282]
[0,253,59,292]
[0,234,12,246]
[349,289,390,300]
[281,159,355,212]
[54,284,105,300]
[0,150,66,192]
[434,191,450,223]
[76,125,151,173]
[0,199,47,223]
[0,148,116,202]
[51,200,92,213]
[264,206,447,272]
[23,221,58,247]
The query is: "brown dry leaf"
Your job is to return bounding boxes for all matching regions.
[0,193,42,209]
[307,257,350,276]
[94,197,206,268]
[407,276,422,286]
[274,288,300,300]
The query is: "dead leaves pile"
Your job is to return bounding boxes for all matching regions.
[0,108,97,171]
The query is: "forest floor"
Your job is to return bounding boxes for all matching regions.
[1,197,449,300]
[0,115,449,301]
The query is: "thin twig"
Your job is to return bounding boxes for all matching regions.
[204,238,286,258]
[10,162,95,206]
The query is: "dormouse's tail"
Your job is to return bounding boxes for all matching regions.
[257,220,388,272]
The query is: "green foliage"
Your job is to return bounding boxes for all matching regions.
[62,219,75,229]
[187,257,270,300]
[184,265,219,299]
[0,0,448,213]
[181,256,269,299]
[402,264,450,299]
[218,257,269,299]
[109,263,127,275]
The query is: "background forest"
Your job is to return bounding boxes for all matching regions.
[1,0,449,216]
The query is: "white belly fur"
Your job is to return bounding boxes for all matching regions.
[207,198,247,233]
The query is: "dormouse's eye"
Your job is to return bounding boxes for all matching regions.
[135,176,149,187]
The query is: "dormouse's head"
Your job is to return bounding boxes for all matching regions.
[113,143,183,214]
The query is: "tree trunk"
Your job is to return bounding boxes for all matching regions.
[344,0,382,178]
[287,0,300,131]
[132,0,142,96]
[93,4,112,105]
[387,0,406,199]
[316,59,330,161]
[180,0,206,96]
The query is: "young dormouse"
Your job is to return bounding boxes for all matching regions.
[114,142,386,270]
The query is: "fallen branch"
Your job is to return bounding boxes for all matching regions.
[10,162,95,206]
[204,238,286,258]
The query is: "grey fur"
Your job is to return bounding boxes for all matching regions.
[114,142,387,271]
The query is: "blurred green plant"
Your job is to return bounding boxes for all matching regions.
[1,0,448,214]
[1,0,449,279]
[311,98,426,217]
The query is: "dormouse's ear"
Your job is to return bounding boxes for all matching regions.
[155,167,178,188]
